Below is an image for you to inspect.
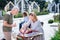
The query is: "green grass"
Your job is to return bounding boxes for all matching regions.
[2,10,49,18]
[33,9,49,16]
[2,10,23,18]
[14,12,23,18]
[2,10,6,16]
[54,19,59,22]
[54,15,59,23]
[51,30,60,40]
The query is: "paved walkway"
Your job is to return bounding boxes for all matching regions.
[0,13,58,40]
[37,13,58,40]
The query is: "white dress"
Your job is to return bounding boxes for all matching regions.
[19,20,44,40]
[25,20,44,36]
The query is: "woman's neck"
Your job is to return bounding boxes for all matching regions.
[33,19,37,23]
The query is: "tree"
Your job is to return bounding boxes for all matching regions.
[0,0,7,9]
[39,1,46,12]
[0,0,14,10]
[53,0,59,4]
[29,0,46,12]
[6,0,14,3]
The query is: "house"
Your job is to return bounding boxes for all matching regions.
[4,1,14,12]
[16,0,40,13]
[47,1,60,13]
[0,10,3,20]
[4,0,40,13]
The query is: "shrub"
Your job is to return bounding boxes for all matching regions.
[36,10,49,15]
[2,10,6,16]
[2,10,23,18]
[14,10,49,18]
[14,12,22,18]
[2,10,49,18]
[51,30,60,40]
[53,15,59,22]
[48,19,54,24]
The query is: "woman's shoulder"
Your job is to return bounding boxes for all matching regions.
[36,20,41,23]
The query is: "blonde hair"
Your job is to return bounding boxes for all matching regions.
[29,12,37,21]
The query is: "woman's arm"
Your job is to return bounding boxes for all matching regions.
[26,20,31,27]
[25,28,38,34]
[24,28,32,34]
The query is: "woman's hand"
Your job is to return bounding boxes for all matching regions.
[20,28,25,34]
[32,30,38,32]
[25,30,29,34]
[27,28,38,32]
[25,28,32,34]
[24,28,38,34]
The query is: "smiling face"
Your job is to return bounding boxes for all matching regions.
[29,14,34,21]
[29,13,37,22]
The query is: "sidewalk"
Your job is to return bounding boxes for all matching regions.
[0,14,58,40]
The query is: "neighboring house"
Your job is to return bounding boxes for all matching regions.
[4,1,14,12]
[16,0,40,13]
[0,10,3,20]
[4,0,40,13]
[47,1,60,13]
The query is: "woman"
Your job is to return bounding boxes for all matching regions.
[20,12,44,40]
[19,11,30,30]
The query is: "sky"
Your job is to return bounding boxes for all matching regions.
[46,0,53,2]
[26,0,53,3]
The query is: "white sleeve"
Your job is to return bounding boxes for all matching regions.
[26,20,31,27]
[22,20,31,29]
[34,21,44,33]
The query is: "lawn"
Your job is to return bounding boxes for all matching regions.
[2,10,49,18]
[51,28,60,40]
[54,15,60,23]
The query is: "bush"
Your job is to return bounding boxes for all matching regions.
[2,10,6,16]
[14,12,23,18]
[11,10,49,18]
[36,10,49,15]
[53,15,59,22]
[2,9,49,18]
[51,30,60,40]
[2,10,23,18]
[48,19,54,24]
